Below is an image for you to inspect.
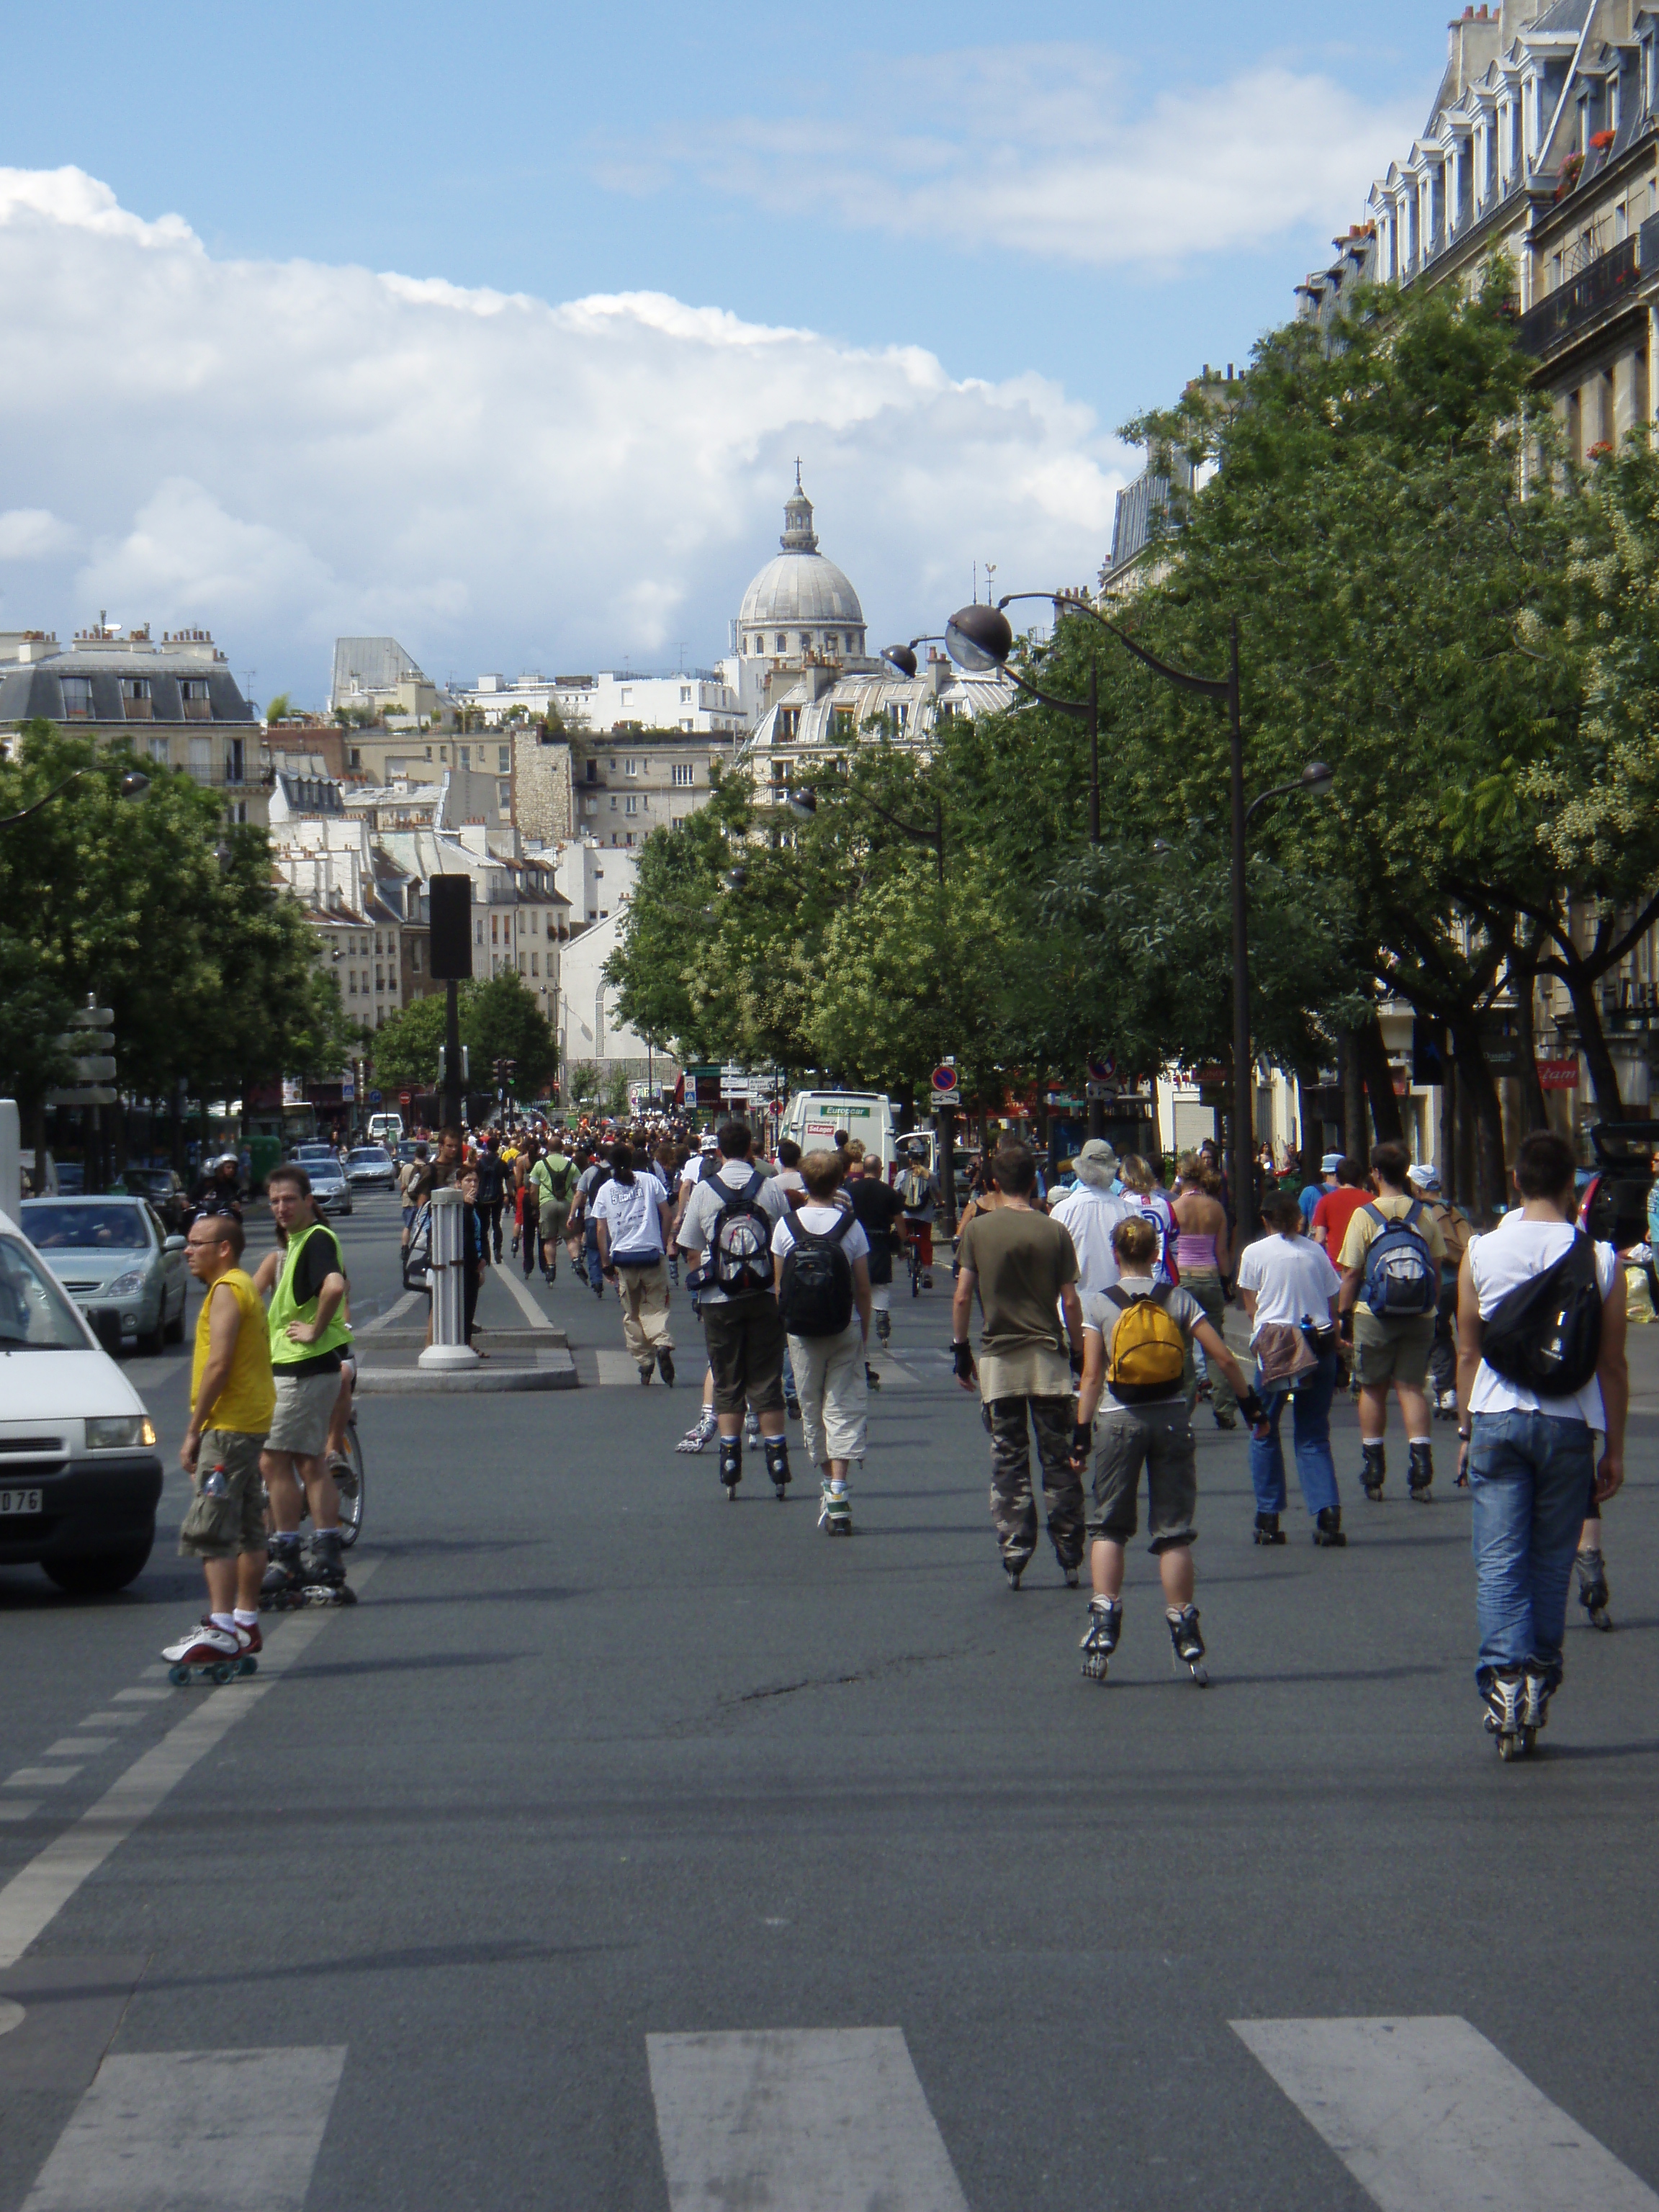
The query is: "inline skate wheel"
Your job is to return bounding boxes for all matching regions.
[1522,1726,1537,1755]
[239,1655,258,1677]
[1591,1606,1613,1632]
[168,1663,189,1687]
[210,1662,235,1686]
[1189,1663,1210,1688]
[1497,1732,1521,1761]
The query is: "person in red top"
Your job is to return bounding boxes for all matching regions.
[1310,1159,1370,1256]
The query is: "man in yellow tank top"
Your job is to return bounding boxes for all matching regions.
[166,1213,276,1669]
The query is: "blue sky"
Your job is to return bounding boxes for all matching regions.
[0,1,1457,698]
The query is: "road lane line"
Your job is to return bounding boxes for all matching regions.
[109,1690,170,1704]
[44,1740,114,1758]
[0,1806,40,1823]
[647,2026,970,2212]
[22,2045,347,2211]
[0,1560,379,1972]
[359,1290,420,1334]
[496,1267,556,1331]
[79,1714,142,1728]
[1233,2015,1659,2211]
[4,1771,81,1790]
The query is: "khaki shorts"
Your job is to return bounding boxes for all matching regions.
[265,1369,341,1457]
[178,1428,268,1560]
[1354,1308,1435,1390]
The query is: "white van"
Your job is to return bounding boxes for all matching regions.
[0,1206,163,1593]
[367,1112,404,1147]
[779,1091,899,1171]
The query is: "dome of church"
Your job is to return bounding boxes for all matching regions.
[739,549,863,630]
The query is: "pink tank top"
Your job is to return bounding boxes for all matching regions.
[1175,1231,1218,1272]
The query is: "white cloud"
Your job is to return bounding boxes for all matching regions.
[0,165,1128,696]
[600,46,1413,268]
[0,508,77,560]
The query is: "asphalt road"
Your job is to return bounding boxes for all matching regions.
[3,1190,1658,2210]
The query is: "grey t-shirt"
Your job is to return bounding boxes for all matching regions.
[1082,1279,1205,1410]
[678,1159,793,1304]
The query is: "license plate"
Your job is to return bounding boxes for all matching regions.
[0,1489,43,1516]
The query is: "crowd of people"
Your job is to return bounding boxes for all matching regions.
[390,1109,1624,1751]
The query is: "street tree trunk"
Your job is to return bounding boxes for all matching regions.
[1355,1011,1405,1145]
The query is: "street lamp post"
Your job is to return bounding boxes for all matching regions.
[0,765,150,830]
[945,595,1330,1242]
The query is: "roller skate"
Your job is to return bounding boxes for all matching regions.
[1408,1442,1434,1504]
[1312,1506,1346,1548]
[719,1432,742,1501]
[302,1530,356,1606]
[677,1408,717,1455]
[1521,1665,1555,1740]
[657,1347,676,1387]
[162,1622,252,1687]
[258,1537,308,1611]
[1361,1442,1386,1503]
[1079,1596,1121,1681]
[1002,1548,1033,1591]
[876,1310,891,1349]
[1253,1511,1287,1546]
[1167,1604,1208,1686]
[1576,1546,1612,1631]
[1482,1666,1532,1761]
[1061,1559,1082,1588]
[865,1362,882,1392]
[764,1434,791,1501]
[817,1482,853,1536]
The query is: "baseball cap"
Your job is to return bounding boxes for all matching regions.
[1320,1152,1343,1174]
[1408,1160,1441,1190]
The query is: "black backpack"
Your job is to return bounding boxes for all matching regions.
[1480,1231,1604,1398]
[778,1210,856,1337]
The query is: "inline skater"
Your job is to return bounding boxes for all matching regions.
[1048,1140,1128,1295]
[951,1141,1085,1588]
[254,1165,354,1604]
[1116,1155,1179,1285]
[1074,1214,1260,1682]
[1170,1152,1235,1429]
[593,1141,676,1383]
[1455,1129,1627,1753]
[675,1120,793,1498]
[534,1133,576,1280]
[1408,1161,1472,1420]
[772,1148,872,1532]
[1234,1191,1344,1545]
[843,1146,905,1351]
[1336,1141,1445,1502]
[163,1211,275,1674]
[475,1136,508,1264]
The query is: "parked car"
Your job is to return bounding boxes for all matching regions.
[307,1159,354,1217]
[120,1165,191,1235]
[0,1205,164,1591]
[345,1145,397,1189]
[19,1197,189,1357]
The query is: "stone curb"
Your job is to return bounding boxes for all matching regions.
[354,1352,577,1393]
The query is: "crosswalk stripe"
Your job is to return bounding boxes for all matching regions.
[647,2026,969,2211]
[22,2046,347,2211]
[1233,2015,1659,2211]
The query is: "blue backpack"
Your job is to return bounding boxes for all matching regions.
[1360,1200,1437,1317]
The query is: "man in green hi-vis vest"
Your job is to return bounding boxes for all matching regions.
[253,1163,354,1602]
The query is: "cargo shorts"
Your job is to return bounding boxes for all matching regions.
[178,1428,268,1560]
[1088,1400,1198,1553]
[1354,1308,1435,1390]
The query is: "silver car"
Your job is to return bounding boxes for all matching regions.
[345,1145,397,1189]
[19,1197,188,1358]
[306,1161,354,1217]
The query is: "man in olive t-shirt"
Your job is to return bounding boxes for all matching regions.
[951,1141,1086,1588]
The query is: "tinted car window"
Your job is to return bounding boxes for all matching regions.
[22,1203,151,1251]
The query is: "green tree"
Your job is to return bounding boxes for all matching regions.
[264,693,292,725]
[368,973,557,1102]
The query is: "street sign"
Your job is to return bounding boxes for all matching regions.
[369,1088,383,1105]
[47,1086,117,1107]
[1087,1054,1115,1083]
[1086,1082,1116,1102]
[931,1093,957,1111]
[1539,1058,1580,1091]
[930,1065,958,1096]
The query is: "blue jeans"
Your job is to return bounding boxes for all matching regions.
[1248,1351,1339,1518]
[1468,1409,1595,1689]
[583,1224,604,1292]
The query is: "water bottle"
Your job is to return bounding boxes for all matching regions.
[202,1465,228,1498]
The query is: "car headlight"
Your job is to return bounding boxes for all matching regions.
[102,1271,148,1298]
[86,1416,157,1449]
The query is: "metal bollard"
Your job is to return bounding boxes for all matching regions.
[418,1185,478,1370]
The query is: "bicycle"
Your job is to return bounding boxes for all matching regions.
[907,1230,924,1300]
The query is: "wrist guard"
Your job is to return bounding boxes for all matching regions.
[951,1339,976,1382]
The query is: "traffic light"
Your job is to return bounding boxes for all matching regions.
[48,996,117,1107]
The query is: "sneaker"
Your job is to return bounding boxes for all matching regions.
[657,1347,676,1387]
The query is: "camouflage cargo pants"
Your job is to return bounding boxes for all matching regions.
[986,1395,1084,1573]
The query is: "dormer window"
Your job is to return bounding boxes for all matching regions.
[60,676,94,719]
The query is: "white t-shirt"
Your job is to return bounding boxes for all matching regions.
[592,1174,668,1258]
[1468,1215,1619,1427]
[771,1202,871,1267]
[774,1166,807,1204]
[1120,1190,1177,1287]
[1235,1233,1341,1339]
[678,1159,793,1304]
[1048,1184,1129,1292]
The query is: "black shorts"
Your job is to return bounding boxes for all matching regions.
[701,1294,787,1415]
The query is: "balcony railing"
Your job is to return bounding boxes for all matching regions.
[1517,233,1640,356]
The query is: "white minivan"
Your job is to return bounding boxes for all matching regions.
[0,1206,163,1593]
[779,1090,900,1171]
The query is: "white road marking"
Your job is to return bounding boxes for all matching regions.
[22,2044,348,2211]
[79,1714,142,1727]
[866,1354,920,1389]
[1233,2015,1659,2212]
[359,1289,420,1335]
[0,1804,40,1822]
[496,1266,556,1331]
[4,1770,81,1790]
[44,1739,114,1757]
[109,1689,170,1704]
[594,1347,642,1385]
[647,2026,971,2212]
[0,1560,379,1972]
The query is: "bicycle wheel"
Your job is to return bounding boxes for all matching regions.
[336,1417,366,1548]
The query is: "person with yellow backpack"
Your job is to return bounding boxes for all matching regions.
[1074,1213,1259,1683]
